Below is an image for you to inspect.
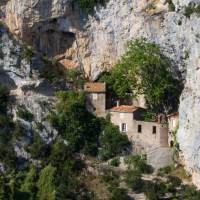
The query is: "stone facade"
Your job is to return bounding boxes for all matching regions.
[110,106,169,153]
[84,82,106,117]
[167,112,179,147]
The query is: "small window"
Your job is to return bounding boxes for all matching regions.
[138,125,142,133]
[121,123,127,132]
[153,126,156,134]
[92,93,98,100]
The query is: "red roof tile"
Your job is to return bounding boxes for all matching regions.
[167,112,179,118]
[110,105,138,113]
[84,82,106,93]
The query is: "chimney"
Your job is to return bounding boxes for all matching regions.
[117,100,120,107]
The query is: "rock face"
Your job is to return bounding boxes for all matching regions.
[1,0,200,187]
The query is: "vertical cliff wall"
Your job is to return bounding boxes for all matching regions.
[2,0,200,187]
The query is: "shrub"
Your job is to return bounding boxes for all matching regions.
[101,169,119,192]
[37,165,56,200]
[110,158,120,167]
[27,133,50,159]
[168,0,175,11]
[184,3,200,18]
[124,170,143,192]
[142,179,167,200]
[22,46,34,62]
[99,123,130,160]
[78,0,106,10]
[17,107,34,122]
[0,85,9,114]
[180,185,200,200]
[124,155,153,174]
[166,176,182,193]
[157,165,173,176]
[110,188,129,200]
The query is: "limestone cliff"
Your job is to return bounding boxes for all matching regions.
[1,0,200,188]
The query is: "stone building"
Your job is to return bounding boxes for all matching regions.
[167,112,179,147]
[84,82,106,117]
[110,105,169,152]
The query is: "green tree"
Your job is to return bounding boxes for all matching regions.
[110,188,129,200]
[99,123,130,160]
[37,165,56,200]
[20,166,38,200]
[101,38,181,113]
[49,91,101,154]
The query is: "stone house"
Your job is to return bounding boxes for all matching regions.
[167,112,179,147]
[84,82,106,117]
[110,105,169,152]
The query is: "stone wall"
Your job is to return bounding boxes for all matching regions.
[110,111,169,149]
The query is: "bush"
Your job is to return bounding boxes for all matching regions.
[78,0,106,10]
[124,170,143,192]
[157,165,173,176]
[180,185,200,200]
[166,176,182,193]
[27,133,50,159]
[101,169,119,192]
[110,188,129,200]
[184,3,200,18]
[142,179,167,200]
[110,158,120,167]
[124,155,153,174]
[168,0,175,11]
[22,46,34,61]
[17,107,34,122]
[99,123,130,160]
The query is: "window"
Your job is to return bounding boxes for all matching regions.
[121,123,127,132]
[172,119,176,128]
[138,125,142,133]
[92,93,98,100]
[153,126,156,134]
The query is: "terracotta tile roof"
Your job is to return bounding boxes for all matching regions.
[167,112,179,118]
[110,105,138,113]
[84,82,106,93]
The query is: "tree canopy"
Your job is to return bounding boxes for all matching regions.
[100,38,182,113]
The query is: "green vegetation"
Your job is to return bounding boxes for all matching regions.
[100,38,181,113]
[49,90,130,158]
[168,0,175,12]
[184,3,200,18]
[17,106,34,121]
[110,188,129,200]
[157,165,174,176]
[124,155,153,174]
[22,46,34,62]
[124,169,143,192]
[110,157,120,167]
[37,165,56,200]
[78,0,106,11]
[99,123,130,160]
[66,69,85,90]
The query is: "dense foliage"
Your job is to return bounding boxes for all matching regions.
[78,0,106,10]
[0,83,130,199]
[49,90,130,158]
[100,38,182,113]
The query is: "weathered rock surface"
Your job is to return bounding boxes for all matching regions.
[0,25,62,163]
[1,0,200,188]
